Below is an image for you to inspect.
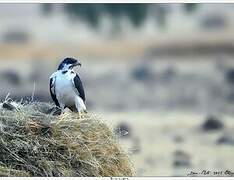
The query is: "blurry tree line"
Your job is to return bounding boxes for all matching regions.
[42,4,199,29]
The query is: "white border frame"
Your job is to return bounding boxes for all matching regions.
[0,1,233,179]
[0,0,234,3]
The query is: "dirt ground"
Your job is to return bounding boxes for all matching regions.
[102,111,234,176]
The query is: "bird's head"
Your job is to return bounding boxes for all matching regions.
[58,57,81,70]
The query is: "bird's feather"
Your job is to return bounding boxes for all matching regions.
[49,77,60,107]
[72,74,86,103]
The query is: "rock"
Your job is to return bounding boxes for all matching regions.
[0,70,21,85]
[201,116,223,131]
[131,65,154,81]
[114,122,131,138]
[2,102,16,111]
[173,150,191,167]
[217,135,234,145]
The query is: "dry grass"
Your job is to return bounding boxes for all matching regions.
[0,101,134,177]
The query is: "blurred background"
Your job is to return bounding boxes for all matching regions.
[0,3,234,176]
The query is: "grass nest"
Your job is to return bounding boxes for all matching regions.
[0,101,134,177]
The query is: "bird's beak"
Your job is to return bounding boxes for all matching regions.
[73,62,81,67]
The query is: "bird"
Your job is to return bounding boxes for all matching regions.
[49,57,86,114]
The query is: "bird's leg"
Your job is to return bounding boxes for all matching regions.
[77,111,81,118]
[59,103,66,114]
[75,97,85,118]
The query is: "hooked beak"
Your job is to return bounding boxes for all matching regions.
[72,61,81,67]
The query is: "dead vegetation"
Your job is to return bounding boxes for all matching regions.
[0,101,134,177]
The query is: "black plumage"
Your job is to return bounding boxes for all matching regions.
[73,74,86,103]
[49,78,59,107]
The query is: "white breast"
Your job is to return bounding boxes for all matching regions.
[54,71,77,107]
[50,70,86,112]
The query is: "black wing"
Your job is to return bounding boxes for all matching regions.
[73,74,86,102]
[49,77,60,107]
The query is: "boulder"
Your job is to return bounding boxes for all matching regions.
[201,116,223,131]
